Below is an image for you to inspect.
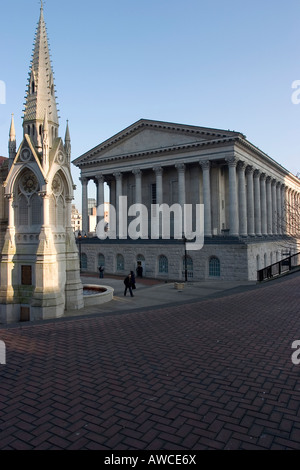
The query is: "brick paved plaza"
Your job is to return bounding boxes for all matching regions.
[0,272,300,450]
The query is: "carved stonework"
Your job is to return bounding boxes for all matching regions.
[20,170,38,195]
[52,173,63,196]
[199,160,210,170]
[20,147,32,163]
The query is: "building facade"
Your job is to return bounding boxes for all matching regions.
[71,204,82,234]
[0,3,83,323]
[73,119,300,281]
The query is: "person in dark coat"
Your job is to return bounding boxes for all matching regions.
[136,264,143,278]
[124,274,134,297]
[98,265,104,278]
[130,271,136,289]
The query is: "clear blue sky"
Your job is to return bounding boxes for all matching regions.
[1,0,300,211]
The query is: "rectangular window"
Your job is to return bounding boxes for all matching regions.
[21,265,32,286]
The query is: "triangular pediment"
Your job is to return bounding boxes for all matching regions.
[73,119,244,166]
[51,138,67,167]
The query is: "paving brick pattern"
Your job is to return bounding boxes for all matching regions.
[0,273,300,450]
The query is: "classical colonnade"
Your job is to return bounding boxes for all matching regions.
[80,156,300,238]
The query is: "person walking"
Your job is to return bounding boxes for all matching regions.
[98,265,104,279]
[124,274,134,297]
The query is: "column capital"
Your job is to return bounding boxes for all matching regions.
[199,159,210,170]
[225,155,238,167]
[276,181,282,188]
[253,169,260,178]
[175,162,185,172]
[113,172,123,181]
[237,160,246,171]
[260,172,266,181]
[65,196,74,204]
[153,166,163,175]
[266,175,272,183]
[95,173,105,184]
[132,168,142,176]
[79,176,88,185]
[271,178,277,186]
[245,165,254,175]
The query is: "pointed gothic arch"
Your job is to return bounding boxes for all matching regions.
[14,167,42,229]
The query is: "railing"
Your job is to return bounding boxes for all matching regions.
[257,252,300,282]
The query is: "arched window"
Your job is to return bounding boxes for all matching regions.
[159,255,168,274]
[57,196,64,226]
[182,255,193,279]
[137,254,145,263]
[116,254,124,271]
[209,257,220,277]
[19,195,28,226]
[81,253,87,270]
[98,253,105,267]
[31,193,42,225]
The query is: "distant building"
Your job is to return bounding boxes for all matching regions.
[88,202,109,236]
[88,198,96,215]
[71,204,82,234]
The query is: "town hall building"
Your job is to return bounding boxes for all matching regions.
[73,119,300,282]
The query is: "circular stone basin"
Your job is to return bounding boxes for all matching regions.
[82,284,114,307]
[83,286,107,295]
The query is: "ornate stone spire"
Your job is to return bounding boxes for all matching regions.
[64,120,71,162]
[23,1,59,148]
[8,114,16,168]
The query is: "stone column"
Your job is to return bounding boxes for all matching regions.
[176,163,186,232]
[132,169,142,204]
[226,156,239,237]
[65,196,73,229]
[96,174,105,208]
[291,190,295,235]
[253,170,261,236]
[7,194,15,228]
[266,176,272,235]
[237,161,247,237]
[276,182,282,235]
[175,163,186,207]
[80,176,88,234]
[260,173,267,236]
[281,184,286,235]
[113,172,123,237]
[246,166,255,236]
[154,166,163,205]
[271,179,277,235]
[200,160,212,237]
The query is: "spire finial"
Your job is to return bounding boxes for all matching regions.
[9,113,16,140]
